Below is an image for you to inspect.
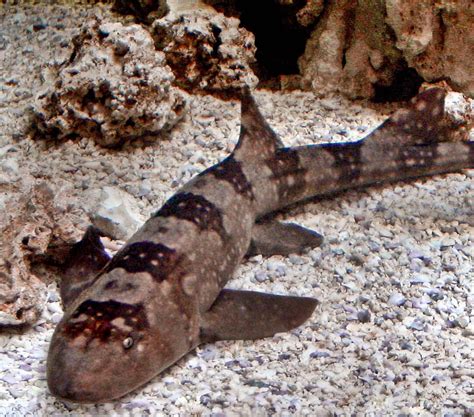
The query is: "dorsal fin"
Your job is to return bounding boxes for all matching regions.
[365,88,448,147]
[234,87,283,159]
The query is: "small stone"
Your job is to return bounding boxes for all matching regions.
[389,292,406,306]
[51,313,63,324]
[310,351,331,358]
[425,288,444,301]
[278,353,291,360]
[404,317,425,331]
[1,373,17,384]
[378,228,393,238]
[454,316,469,328]
[410,274,431,284]
[254,270,268,283]
[441,237,456,247]
[289,254,305,265]
[357,309,371,323]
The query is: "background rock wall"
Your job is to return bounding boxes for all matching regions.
[204,0,473,100]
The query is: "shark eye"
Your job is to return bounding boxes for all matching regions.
[122,336,134,349]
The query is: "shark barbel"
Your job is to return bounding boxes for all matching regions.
[47,88,474,403]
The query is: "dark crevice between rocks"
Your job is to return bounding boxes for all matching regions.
[373,67,424,102]
[112,0,169,25]
[205,0,318,89]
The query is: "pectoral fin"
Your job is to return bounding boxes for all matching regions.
[247,221,323,257]
[200,289,318,343]
[60,226,111,308]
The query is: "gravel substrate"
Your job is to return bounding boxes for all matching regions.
[1,5,473,417]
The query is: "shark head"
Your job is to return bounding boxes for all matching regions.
[47,268,193,403]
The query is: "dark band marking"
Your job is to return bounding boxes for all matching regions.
[203,155,254,200]
[63,300,148,343]
[154,192,228,239]
[323,142,363,184]
[106,241,180,282]
[266,148,307,199]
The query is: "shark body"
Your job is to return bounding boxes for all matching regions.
[47,88,474,403]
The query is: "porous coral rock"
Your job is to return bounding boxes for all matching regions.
[298,0,352,95]
[32,20,187,147]
[386,0,474,98]
[0,182,81,332]
[152,9,258,96]
[296,0,325,27]
[299,0,473,99]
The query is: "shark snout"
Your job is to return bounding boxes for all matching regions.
[46,332,126,403]
[48,374,100,403]
[47,347,110,403]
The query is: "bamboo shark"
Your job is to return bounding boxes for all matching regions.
[47,88,473,403]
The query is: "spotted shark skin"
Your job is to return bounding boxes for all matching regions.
[47,88,474,403]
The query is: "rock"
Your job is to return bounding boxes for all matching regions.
[84,186,145,241]
[388,0,474,98]
[410,273,431,285]
[357,309,371,323]
[0,182,79,332]
[254,270,268,283]
[32,19,187,147]
[388,292,406,306]
[296,0,325,27]
[299,1,474,98]
[152,9,258,97]
[404,316,426,331]
[298,0,352,96]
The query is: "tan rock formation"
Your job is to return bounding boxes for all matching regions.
[32,19,187,147]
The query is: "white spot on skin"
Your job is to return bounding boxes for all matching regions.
[69,314,88,323]
[415,100,427,111]
[160,280,172,296]
[110,317,132,332]
[182,274,197,296]
[432,106,442,117]
[392,109,409,123]
[287,175,295,186]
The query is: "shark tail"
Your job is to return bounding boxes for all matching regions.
[234,87,473,215]
[274,88,473,211]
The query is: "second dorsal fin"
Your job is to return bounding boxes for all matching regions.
[234,87,284,159]
[365,88,449,147]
